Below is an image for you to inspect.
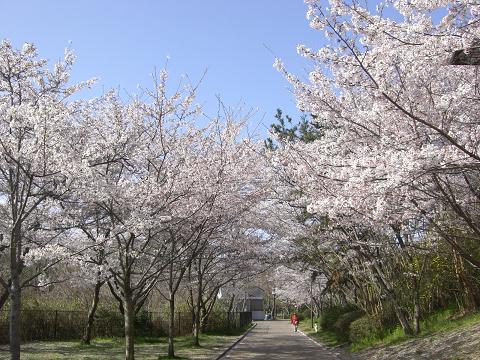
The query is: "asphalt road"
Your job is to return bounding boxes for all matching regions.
[222,320,344,359]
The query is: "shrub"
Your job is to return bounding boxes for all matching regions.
[297,309,309,321]
[320,304,357,332]
[333,310,364,341]
[377,304,399,330]
[349,315,383,343]
[93,307,124,337]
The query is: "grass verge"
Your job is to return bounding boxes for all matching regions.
[298,318,345,347]
[0,332,245,360]
[350,309,480,352]
[299,310,480,353]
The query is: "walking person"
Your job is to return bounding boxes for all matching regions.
[290,312,299,332]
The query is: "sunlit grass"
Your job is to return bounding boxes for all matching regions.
[0,332,242,360]
[349,325,405,352]
[350,309,480,352]
[298,318,345,347]
[300,310,480,353]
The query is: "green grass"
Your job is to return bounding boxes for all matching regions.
[298,318,345,347]
[0,332,244,360]
[349,324,405,352]
[300,310,480,353]
[421,308,480,335]
[350,309,480,352]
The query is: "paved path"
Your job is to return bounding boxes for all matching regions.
[222,320,343,359]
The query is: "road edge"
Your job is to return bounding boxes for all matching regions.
[298,329,349,359]
[215,322,257,359]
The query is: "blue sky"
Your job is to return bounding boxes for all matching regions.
[0,1,323,137]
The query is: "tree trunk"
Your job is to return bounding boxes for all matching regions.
[187,267,196,323]
[9,269,21,360]
[201,289,219,332]
[124,294,135,360]
[82,280,103,344]
[200,310,208,333]
[168,294,175,358]
[453,250,478,313]
[393,304,413,336]
[412,277,421,336]
[193,261,203,347]
[10,226,22,360]
[372,261,413,336]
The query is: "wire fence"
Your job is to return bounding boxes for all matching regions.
[0,310,251,344]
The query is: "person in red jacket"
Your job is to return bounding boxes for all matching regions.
[290,313,299,332]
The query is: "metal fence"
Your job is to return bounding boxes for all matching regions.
[204,310,252,332]
[0,310,251,344]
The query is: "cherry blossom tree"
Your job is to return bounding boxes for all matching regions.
[270,0,480,335]
[71,83,204,360]
[0,41,95,359]
[274,0,480,260]
[67,68,269,359]
[273,266,315,307]
[187,220,267,346]
[164,112,268,350]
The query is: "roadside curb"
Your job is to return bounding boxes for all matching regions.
[215,322,257,359]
